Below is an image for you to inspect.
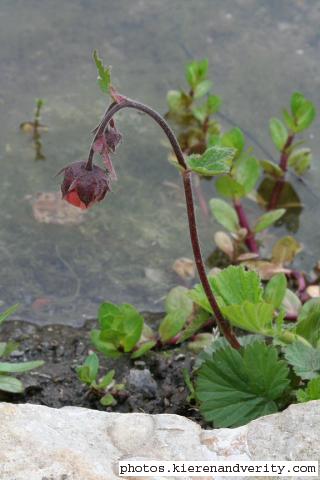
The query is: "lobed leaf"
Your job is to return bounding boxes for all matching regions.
[186,146,235,177]
[284,342,320,380]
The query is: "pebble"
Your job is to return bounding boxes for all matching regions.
[127,368,158,399]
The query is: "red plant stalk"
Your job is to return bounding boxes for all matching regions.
[268,133,295,210]
[233,199,259,254]
[86,98,240,349]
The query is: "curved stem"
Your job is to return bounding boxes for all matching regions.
[88,98,240,349]
[233,199,259,254]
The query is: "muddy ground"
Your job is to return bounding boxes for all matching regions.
[0,314,206,427]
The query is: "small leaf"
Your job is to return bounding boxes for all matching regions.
[191,105,208,124]
[193,80,212,99]
[93,50,111,94]
[264,273,287,309]
[296,377,320,403]
[0,375,24,393]
[283,109,296,130]
[269,118,288,151]
[165,286,193,316]
[186,146,235,177]
[272,236,301,265]
[233,156,261,194]
[167,90,189,113]
[131,341,156,359]
[98,369,115,389]
[196,342,290,427]
[284,342,320,380]
[260,159,284,178]
[254,209,286,233]
[222,301,275,335]
[206,95,221,114]
[294,299,320,347]
[288,148,312,175]
[281,289,302,317]
[214,231,234,259]
[0,360,44,374]
[77,353,99,384]
[159,311,187,342]
[186,59,208,88]
[100,393,116,406]
[221,128,245,156]
[291,92,316,132]
[209,198,240,232]
[215,175,245,198]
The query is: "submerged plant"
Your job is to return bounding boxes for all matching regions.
[58,51,240,349]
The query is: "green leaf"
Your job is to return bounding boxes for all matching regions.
[260,159,284,178]
[215,175,245,198]
[291,92,316,132]
[186,146,235,177]
[98,369,115,389]
[254,209,286,233]
[196,342,290,427]
[281,289,302,317]
[264,273,287,309]
[93,50,111,94]
[0,360,44,374]
[100,393,116,406]
[159,311,187,342]
[0,304,19,327]
[0,375,24,393]
[233,156,261,194]
[272,236,301,265]
[221,128,245,156]
[131,340,157,359]
[165,286,193,316]
[90,329,122,359]
[294,299,320,348]
[179,309,210,343]
[222,301,274,335]
[296,377,320,403]
[77,353,99,384]
[189,266,263,315]
[209,198,240,232]
[288,148,312,175]
[284,342,320,380]
[269,118,288,151]
[283,109,296,130]
[193,80,212,99]
[186,59,208,88]
[206,95,221,114]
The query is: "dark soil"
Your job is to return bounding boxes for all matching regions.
[0,314,206,427]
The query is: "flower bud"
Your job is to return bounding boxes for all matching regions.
[58,161,110,209]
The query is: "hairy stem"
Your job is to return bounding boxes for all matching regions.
[88,98,240,349]
[233,199,259,254]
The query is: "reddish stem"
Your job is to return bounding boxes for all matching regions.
[87,99,240,349]
[268,133,294,210]
[233,199,259,254]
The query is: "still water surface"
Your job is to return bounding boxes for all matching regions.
[0,0,319,325]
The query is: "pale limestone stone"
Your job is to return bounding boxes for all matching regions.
[0,401,319,480]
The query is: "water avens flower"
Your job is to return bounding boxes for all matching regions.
[58,161,110,209]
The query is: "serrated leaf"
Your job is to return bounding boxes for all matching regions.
[215,175,245,198]
[209,198,240,232]
[254,209,286,233]
[193,80,212,99]
[260,159,284,178]
[269,118,288,151]
[0,375,24,393]
[284,342,320,380]
[189,266,263,315]
[233,155,261,193]
[291,92,316,132]
[221,128,245,156]
[294,299,320,347]
[296,377,320,403]
[272,236,301,265]
[93,50,111,94]
[222,301,274,335]
[196,342,290,427]
[159,311,187,342]
[264,273,287,309]
[0,304,19,326]
[187,146,234,177]
[131,340,156,359]
[0,360,44,374]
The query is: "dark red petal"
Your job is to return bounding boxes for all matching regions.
[63,191,87,209]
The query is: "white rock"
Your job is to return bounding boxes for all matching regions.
[0,401,319,479]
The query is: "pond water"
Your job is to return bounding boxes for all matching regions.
[0,0,319,325]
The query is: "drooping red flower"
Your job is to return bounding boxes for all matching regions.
[58,161,110,209]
